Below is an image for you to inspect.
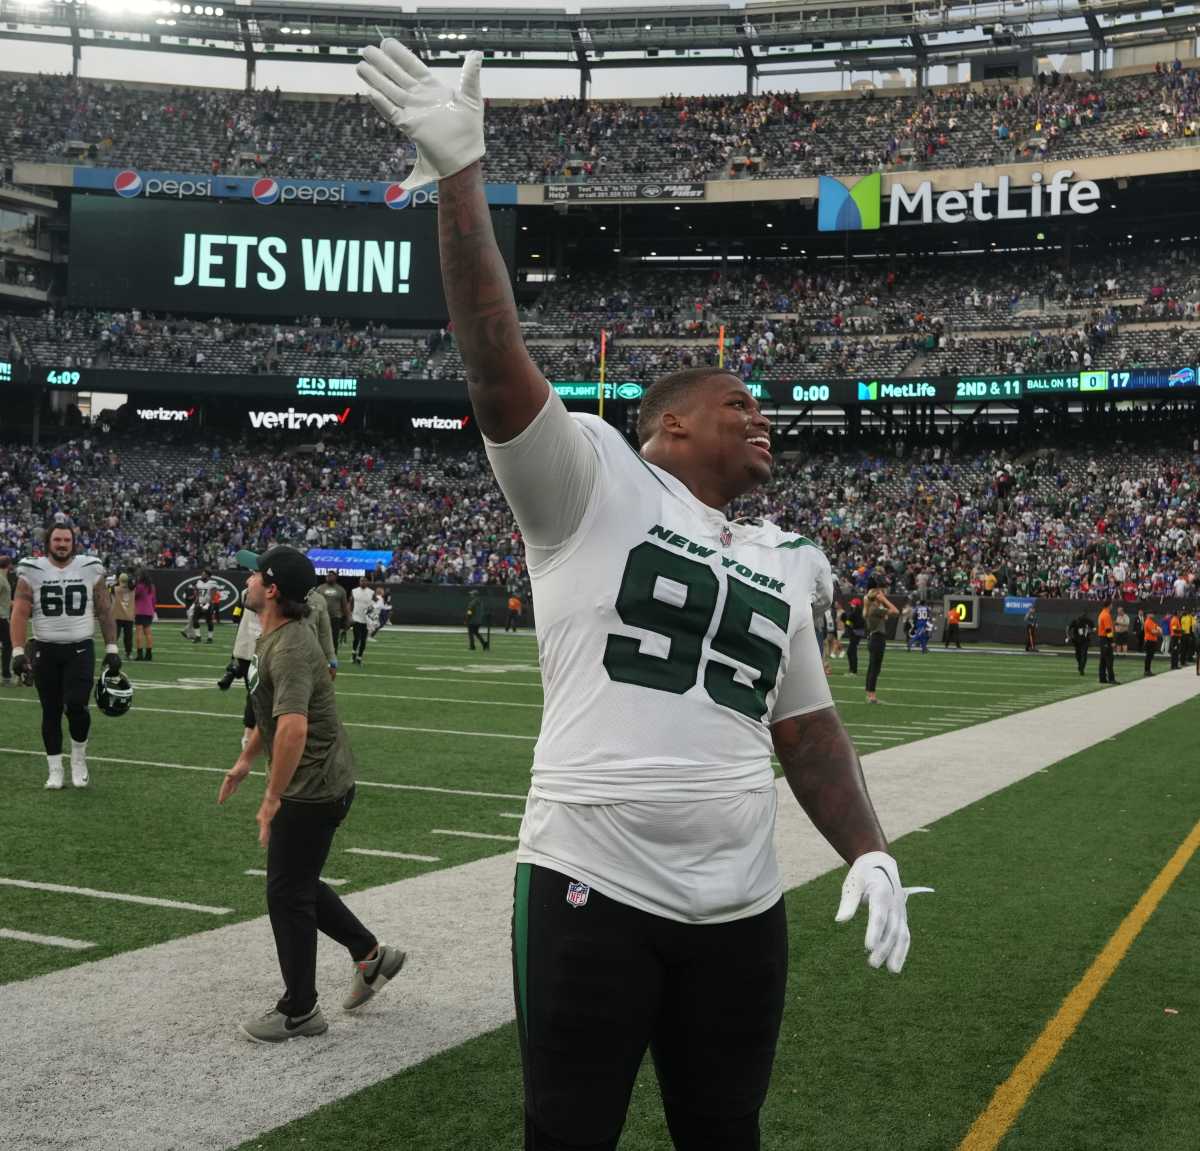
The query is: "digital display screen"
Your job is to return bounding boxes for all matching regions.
[67,197,515,323]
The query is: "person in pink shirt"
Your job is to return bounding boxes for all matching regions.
[133,570,157,661]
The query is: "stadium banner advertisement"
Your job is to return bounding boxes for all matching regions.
[75,167,518,207]
[818,169,1100,232]
[305,549,393,577]
[544,182,705,203]
[1003,596,1037,615]
[67,197,516,322]
[135,405,196,422]
[246,405,355,431]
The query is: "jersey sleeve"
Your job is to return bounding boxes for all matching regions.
[483,390,599,563]
[771,612,834,723]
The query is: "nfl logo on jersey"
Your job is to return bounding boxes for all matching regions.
[565,881,590,909]
[720,526,732,547]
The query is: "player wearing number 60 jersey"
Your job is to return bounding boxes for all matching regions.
[358,40,929,1151]
[9,524,121,790]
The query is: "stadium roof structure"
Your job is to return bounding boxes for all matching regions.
[2,0,1199,87]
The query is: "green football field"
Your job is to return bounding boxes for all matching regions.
[1,628,1197,1150]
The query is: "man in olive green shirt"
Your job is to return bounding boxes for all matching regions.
[219,545,405,1043]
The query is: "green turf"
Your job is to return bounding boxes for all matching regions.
[0,630,1142,989]
[231,691,1200,1151]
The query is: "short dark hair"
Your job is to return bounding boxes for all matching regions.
[636,367,741,446]
[45,522,76,549]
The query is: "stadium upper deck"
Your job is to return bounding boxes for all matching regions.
[3,63,1200,185]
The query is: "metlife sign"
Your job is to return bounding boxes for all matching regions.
[68,198,515,322]
[818,169,1101,232]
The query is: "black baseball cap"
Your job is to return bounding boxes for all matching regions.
[237,546,317,602]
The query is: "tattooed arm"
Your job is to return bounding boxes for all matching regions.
[93,578,117,647]
[438,162,549,443]
[772,707,889,864]
[9,577,33,650]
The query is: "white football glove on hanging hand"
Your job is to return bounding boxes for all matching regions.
[356,40,485,191]
[835,851,933,974]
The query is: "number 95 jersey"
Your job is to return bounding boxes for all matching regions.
[486,395,834,924]
[17,555,105,643]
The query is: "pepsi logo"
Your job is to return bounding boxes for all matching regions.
[113,170,143,198]
[384,184,412,211]
[252,178,281,206]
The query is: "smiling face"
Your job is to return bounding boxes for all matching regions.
[659,374,773,497]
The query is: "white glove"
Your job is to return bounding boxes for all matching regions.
[356,40,485,190]
[834,851,933,974]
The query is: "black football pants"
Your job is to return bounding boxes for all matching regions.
[32,639,93,754]
[266,786,377,1018]
[865,633,887,693]
[513,863,787,1151]
[352,621,368,659]
[0,617,11,679]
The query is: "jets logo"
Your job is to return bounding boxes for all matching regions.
[172,574,241,609]
[246,657,260,695]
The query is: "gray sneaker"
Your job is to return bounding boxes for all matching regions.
[343,945,406,1012]
[240,1005,328,1043]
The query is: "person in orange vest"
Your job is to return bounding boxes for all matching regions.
[505,593,523,633]
[1143,613,1163,677]
[1096,601,1116,684]
[1168,612,1183,669]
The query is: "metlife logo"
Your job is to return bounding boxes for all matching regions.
[137,407,195,422]
[248,407,352,431]
[411,415,472,431]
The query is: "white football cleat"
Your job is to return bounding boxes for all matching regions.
[45,762,64,790]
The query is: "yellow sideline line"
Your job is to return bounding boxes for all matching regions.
[957,816,1200,1151]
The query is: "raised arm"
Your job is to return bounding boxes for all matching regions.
[438,163,548,441]
[357,41,547,442]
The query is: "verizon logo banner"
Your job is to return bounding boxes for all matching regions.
[137,406,195,422]
[410,415,471,430]
[249,407,352,430]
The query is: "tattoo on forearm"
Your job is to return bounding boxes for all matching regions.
[94,583,117,644]
[776,708,887,863]
[438,163,525,375]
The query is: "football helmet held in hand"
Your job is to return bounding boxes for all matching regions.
[95,667,134,717]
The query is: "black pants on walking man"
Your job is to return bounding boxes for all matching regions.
[1073,637,1089,675]
[865,633,886,694]
[468,622,490,651]
[267,786,377,1017]
[352,621,368,662]
[1169,636,1181,670]
[1098,636,1115,684]
[845,633,860,674]
[0,617,11,680]
[1144,639,1159,676]
[943,620,961,649]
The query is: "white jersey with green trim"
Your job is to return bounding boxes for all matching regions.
[17,554,106,643]
[485,394,834,924]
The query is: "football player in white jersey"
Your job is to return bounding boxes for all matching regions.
[184,569,220,644]
[360,44,928,1151]
[9,524,121,789]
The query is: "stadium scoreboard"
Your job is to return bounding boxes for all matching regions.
[67,197,516,323]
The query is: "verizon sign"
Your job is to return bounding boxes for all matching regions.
[411,415,471,431]
[249,406,352,430]
[137,406,195,422]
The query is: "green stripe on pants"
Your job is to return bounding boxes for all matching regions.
[514,862,532,1034]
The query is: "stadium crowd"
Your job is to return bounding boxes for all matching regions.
[0,431,1196,606]
[4,64,1200,184]
[6,241,1200,384]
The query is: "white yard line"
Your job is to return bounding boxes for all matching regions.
[1,674,1197,1150]
[0,748,528,801]
[242,869,347,888]
[0,927,96,951]
[431,829,520,842]
[0,697,538,742]
[345,848,441,863]
[0,877,231,916]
